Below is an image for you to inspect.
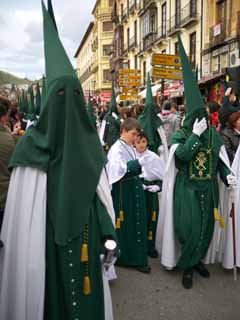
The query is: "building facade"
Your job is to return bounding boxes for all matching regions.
[75,0,114,102]
[110,0,202,100]
[201,0,240,103]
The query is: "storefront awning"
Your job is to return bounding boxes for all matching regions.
[138,84,162,99]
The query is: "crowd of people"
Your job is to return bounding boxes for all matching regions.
[0,2,240,320]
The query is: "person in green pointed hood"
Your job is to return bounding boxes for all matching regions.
[0,2,117,320]
[87,94,97,128]
[156,34,235,289]
[35,82,42,116]
[100,82,121,152]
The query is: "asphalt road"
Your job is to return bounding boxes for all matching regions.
[111,259,240,320]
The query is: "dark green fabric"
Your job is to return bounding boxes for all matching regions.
[41,76,47,112]
[45,194,117,320]
[112,160,148,267]
[138,73,162,153]
[171,128,230,269]
[35,82,41,116]
[103,114,121,150]
[143,180,162,254]
[28,85,36,118]
[87,97,97,128]
[178,34,208,130]
[47,0,58,32]
[10,2,105,245]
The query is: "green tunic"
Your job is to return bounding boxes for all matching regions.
[45,194,117,320]
[103,114,121,152]
[171,128,230,270]
[143,180,162,254]
[112,160,148,267]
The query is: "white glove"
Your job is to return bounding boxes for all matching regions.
[227,174,237,187]
[158,145,164,154]
[147,185,160,193]
[192,118,207,137]
[138,154,152,166]
[112,112,118,119]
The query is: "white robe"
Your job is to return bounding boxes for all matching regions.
[0,167,115,320]
[155,144,232,269]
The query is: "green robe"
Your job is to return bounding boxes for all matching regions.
[103,114,121,152]
[171,128,230,270]
[143,180,162,255]
[45,194,117,320]
[112,160,148,267]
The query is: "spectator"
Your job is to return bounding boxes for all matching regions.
[218,87,240,130]
[206,101,221,129]
[159,100,180,146]
[222,112,240,164]
[0,103,20,234]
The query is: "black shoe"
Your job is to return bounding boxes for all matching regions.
[148,250,159,258]
[194,262,210,278]
[182,269,193,289]
[137,265,151,274]
[0,240,4,248]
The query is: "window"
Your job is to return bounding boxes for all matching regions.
[103,21,113,32]
[216,1,226,24]
[143,61,146,85]
[175,42,179,55]
[162,3,167,36]
[175,0,181,27]
[190,0,197,17]
[103,69,111,82]
[189,32,196,68]
[127,28,130,48]
[134,20,137,45]
[103,45,112,56]
[134,55,138,70]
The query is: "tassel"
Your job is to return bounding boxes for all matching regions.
[148,231,153,241]
[152,211,157,222]
[81,243,89,262]
[214,208,220,221]
[219,216,225,229]
[116,218,121,229]
[83,276,91,295]
[119,210,124,222]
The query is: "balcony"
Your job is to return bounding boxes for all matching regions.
[129,36,137,50]
[181,0,198,28]
[209,20,226,48]
[129,0,137,14]
[138,0,157,16]
[122,7,128,22]
[167,0,198,35]
[155,26,167,44]
[143,32,157,51]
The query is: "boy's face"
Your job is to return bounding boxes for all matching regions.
[135,136,148,153]
[121,128,139,145]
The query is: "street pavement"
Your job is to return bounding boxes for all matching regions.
[111,258,240,320]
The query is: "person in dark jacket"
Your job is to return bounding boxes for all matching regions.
[218,87,240,130]
[222,111,240,164]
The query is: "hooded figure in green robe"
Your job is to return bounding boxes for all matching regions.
[100,83,121,152]
[0,2,116,319]
[35,82,42,116]
[156,34,233,290]
[87,94,97,128]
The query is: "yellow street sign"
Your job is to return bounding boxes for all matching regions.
[122,87,139,93]
[152,67,183,80]
[119,81,142,87]
[119,94,139,101]
[127,75,141,81]
[119,69,141,75]
[152,53,182,67]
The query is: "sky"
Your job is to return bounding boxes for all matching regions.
[0,0,96,80]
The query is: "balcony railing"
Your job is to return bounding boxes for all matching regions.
[168,0,198,35]
[155,25,167,43]
[129,36,137,50]
[209,20,226,47]
[143,32,157,51]
[139,0,156,15]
